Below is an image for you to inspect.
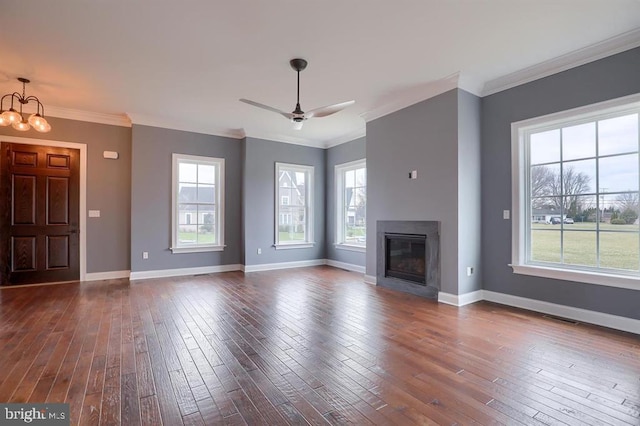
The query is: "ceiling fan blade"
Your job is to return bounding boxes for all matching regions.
[239,98,293,119]
[306,100,355,118]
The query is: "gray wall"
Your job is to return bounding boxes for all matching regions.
[457,90,482,294]
[243,137,325,265]
[0,117,131,274]
[131,125,242,272]
[481,47,640,320]
[325,137,366,267]
[366,89,460,295]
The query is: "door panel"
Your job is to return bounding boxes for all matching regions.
[12,236,37,271]
[47,177,69,224]
[1,142,80,285]
[13,175,37,224]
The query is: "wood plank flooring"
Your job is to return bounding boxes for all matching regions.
[0,266,638,425]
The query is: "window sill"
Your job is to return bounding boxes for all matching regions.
[510,264,639,291]
[334,243,366,253]
[274,242,315,250]
[171,245,225,254]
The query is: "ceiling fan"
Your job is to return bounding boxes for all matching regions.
[240,58,354,130]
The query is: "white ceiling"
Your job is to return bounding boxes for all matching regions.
[1,1,640,148]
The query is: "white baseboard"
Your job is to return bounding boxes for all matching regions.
[244,259,326,273]
[364,275,377,285]
[325,259,365,274]
[482,290,640,335]
[438,290,484,306]
[85,270,131,281]
[129,264,242,280]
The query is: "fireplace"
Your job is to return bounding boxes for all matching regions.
[385,233,426,284]
[377,221,440,299]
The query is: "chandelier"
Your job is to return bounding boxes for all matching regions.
[0,78,51,133]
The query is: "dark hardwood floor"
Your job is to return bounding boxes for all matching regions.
[0,266,638,425]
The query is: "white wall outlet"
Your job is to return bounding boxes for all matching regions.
[503,209,510,220]
[466,266,474,276]
[142,251,149,259]
[88,210,100,218]
[257,248,261,255]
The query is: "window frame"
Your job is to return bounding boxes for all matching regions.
[335,159,367,252]
[171,153,225,253]
[274,162,314,249]
[511,93,640,291]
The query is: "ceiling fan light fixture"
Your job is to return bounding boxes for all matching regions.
[0,78,51,133]
[239,58,354,130]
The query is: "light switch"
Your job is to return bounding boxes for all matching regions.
[409,170,418,179]
[503,210,510,220]
[88,210,101,218]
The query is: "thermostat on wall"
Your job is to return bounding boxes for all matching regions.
[103,151,119,159]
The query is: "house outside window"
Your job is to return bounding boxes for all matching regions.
[172,153,225,253]
[275,162,314,248]
[335,159,366,251]
[511,94,640,290]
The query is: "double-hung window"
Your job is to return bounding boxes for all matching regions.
[512,94,640,289]
[172,153,225,253]
[335,159,366,250]
[275,162,314,248]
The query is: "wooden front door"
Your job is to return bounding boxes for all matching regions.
[0,142,80,285]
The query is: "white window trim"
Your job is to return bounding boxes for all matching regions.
[335,159,366,251]
[274,162,315,249]
[511,93,640,291]
[171,153,225,253]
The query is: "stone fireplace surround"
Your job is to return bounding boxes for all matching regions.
[376,220,440,299]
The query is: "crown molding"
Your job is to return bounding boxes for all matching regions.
[243,130,326,148]
[482,28,640,97]
[324,126,366,148]
[360,73,460,123]
[43,105,131,127]
[128,112,246,139]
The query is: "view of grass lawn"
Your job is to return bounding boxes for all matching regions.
[179,232,215,244]
[279,231,305,242]
[530,223,639,270]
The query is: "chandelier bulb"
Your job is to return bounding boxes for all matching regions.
[2,109,22,124]
[35,119,51,133]
[12,120,31,132]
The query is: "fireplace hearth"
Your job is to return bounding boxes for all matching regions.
[377,221,440,299]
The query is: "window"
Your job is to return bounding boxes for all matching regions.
[335,159,366,250]
[172,153,225,253]
[275,162,314,248]
[512,94,640,290]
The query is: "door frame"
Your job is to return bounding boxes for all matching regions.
[1,136,87,281]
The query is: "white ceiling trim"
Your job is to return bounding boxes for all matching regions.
[44,105,131,127]
[243,130,326,149]
[482,28,640,97]
[127,113,245,139]
[324,127,366,149]
[360,73,460,123]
